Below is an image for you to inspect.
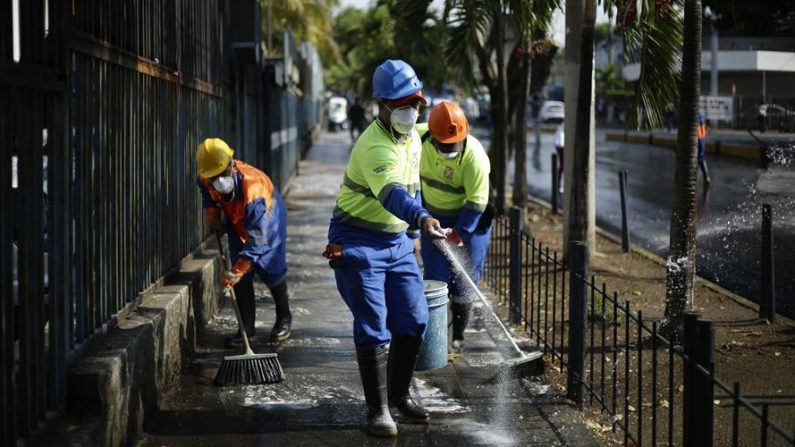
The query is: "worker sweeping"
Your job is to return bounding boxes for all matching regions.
[195,138,292,346]
[415,101,492,355]
[322,59,450,438]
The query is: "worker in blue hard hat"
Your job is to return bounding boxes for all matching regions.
[322,59,452,438]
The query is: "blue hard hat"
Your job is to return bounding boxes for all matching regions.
[372,59,424,100]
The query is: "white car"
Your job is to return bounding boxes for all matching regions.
[539,100,565,124]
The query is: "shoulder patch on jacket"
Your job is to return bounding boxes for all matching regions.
[373,164,395,174]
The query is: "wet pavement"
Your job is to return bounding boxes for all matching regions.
[497,130,795,317]
[137,131,598,447]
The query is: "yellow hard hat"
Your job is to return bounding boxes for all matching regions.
[196,138,234,178]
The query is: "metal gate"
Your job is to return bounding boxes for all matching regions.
[0,1,232,442]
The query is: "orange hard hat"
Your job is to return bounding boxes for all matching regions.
[429,101,469,144]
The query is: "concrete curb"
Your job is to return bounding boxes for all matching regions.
[527,124,559,133]
[605,131,766,164]
[34,241,225,447]
[527,197,795,328]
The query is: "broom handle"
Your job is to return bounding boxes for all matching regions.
[216,231,255,356]
[434,239,525,358]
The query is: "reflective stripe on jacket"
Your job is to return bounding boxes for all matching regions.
[333,120,424,235]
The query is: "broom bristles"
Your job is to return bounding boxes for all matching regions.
[214,352,284,385]
[486,352,544,384]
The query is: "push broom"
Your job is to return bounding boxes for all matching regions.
[213,230,284,385]
[433,239,542,382]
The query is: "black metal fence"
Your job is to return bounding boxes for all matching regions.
[0,1,321,443]
[486,209,795,446]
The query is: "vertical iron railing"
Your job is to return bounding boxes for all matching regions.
[1,1,320,443]
[484,213,795,446]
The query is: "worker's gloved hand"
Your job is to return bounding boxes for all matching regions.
[205,208,222,232]
[447,229,464,247]
[322,243,343,261]
[221,270,242,288]
[422,217,450,239]
[221,259,252,288]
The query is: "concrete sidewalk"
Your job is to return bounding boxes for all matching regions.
[138,132,597,447]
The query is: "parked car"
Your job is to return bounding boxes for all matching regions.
[762,104,795,133]
[539,100,565,124]
[327,96,348,132]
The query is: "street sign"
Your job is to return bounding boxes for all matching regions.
[699,95,733,122]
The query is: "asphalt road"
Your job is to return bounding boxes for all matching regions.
[486,129,795,318]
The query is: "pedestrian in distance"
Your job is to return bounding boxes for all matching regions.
[322,59,452,438]
[195,138,293,346]
[349,97,368,142]
[415,101,493,356]
[554,122,565,193]
[757,103,767,133]
[665,104,675,133]
[530,94,542,147]
[697,112,711,186]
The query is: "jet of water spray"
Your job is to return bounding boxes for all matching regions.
[432,239,530,358]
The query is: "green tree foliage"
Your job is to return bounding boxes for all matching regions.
[608,0,684,129]
[262,0,341,64]
[594,22,611,42]
[595,64,631,100]
[443,0,560,210]
[326,1,453,99]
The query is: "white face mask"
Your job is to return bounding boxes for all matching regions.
[212,176,235,195]
[388,106,419,135]
[436,148,459,159]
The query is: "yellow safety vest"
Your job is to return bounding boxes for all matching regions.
[416,123,490,217]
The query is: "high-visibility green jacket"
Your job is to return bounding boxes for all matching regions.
[416,123,490,221]
[331,119,427,238]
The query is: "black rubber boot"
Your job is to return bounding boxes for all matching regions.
[450,302,473,354]
[387,336,430,423]
[269,280,292,342]
[226,276,257,348]
[356,346,398,437]
[699,159,711,186]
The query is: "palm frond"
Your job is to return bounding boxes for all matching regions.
[622,0,684,129]
[446,0,497,86]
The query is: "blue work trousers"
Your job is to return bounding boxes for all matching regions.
[333,236,428,348]
[421,216,492,303]
[226,191,288,287]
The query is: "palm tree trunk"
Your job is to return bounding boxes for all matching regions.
[512,38,531,210]
[492,3,509,213]
[662,0,702,340]
[565,0,596,248]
